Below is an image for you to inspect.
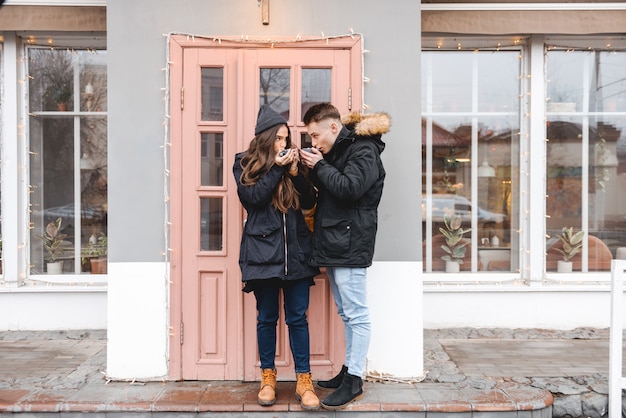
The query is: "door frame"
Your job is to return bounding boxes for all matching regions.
[168,34,363,380]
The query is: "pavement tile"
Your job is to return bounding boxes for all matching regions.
[0,330,569,416]
[460,388,517,411]
[416,386,473,413]
[105,381,167,412]
[198,380,258,412]
[152,384,207,412]
[16,388,80,413]
[0,389,32,411]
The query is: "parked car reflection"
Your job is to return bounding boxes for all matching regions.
[421,194,507,224]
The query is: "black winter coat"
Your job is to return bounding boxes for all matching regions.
[233,152,320,290]
[308,112,389,267]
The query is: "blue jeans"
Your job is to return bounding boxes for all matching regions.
[326,266,371,378]
[254,278,311,373]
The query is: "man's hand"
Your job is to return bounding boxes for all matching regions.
[299,147,323,169]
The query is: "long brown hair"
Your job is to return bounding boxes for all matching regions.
[239,124,301,213]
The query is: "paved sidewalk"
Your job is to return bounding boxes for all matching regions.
[0,328,618,417]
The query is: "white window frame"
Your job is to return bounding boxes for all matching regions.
[421,36,527,285]
[1,33,29,285]
[422,34,626,287]
[0,32,107,286]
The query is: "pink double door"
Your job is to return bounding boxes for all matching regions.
[169,35,363,381]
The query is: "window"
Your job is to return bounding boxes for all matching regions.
[421,39,522,275]
[545,39,626,274]
[27,42,107,276]
[422,35,626,283]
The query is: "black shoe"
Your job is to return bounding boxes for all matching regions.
[320,372,364,410]
[317,365,347,389]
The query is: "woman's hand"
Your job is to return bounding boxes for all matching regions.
[276,148,299,176]
[275,148,293,166]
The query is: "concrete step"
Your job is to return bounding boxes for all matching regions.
[0,380,553,417]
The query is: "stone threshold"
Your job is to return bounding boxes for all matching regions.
[0,380,552,416]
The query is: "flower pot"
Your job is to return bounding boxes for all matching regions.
[47,261,63,274]
[557,260,573,273]
[90,258,107,274]
[445,261,460,273]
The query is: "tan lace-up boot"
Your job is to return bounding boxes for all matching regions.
[258,368,277,406]
[295,372,320,410]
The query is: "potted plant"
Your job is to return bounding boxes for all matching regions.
[439,213,471,273]
[83,232,107,274]
[51,83,72,111]
[37,217,67,274]
[554,226,584,273]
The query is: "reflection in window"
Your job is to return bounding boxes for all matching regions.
[260,68,290,120]
[28,46,107,275]
[201,133,224,186]
[301,68,331,117]
[545,48,626,272]
[422,48,521,273]
[201,67,223,121]
[200,197,223,251]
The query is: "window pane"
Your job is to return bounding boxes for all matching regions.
[80,116,108,274]
[29,49,75,112]
[200,197,223,251]
[546,49,626,272]
[81,51,107,112]
[28,46,107,275]
[422,49,521,273]
[29,116,75,274]
[259,68,290,120]
[477,52,520,113]
[423,52,473,113]
[301,68,331,117]
[201,68,223,121]
[201,133,223,186]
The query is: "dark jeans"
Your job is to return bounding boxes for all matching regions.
[254,278,311,373]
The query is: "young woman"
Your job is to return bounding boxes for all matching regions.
[233,104,320,410]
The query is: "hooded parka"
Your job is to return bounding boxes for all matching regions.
[308,112,390,267]
[234,152,320,291]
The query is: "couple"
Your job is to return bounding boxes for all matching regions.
[233,103,389,410]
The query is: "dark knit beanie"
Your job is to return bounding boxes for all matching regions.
[255,104,287,135]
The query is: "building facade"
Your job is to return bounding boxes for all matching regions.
[0,0,625,380]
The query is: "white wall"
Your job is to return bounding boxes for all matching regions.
[0,287,106,330]
[423,286,617,329]
[368,262,423,379]
[106,262,168,379]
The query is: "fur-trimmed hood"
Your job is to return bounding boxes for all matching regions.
[341,111,391,137]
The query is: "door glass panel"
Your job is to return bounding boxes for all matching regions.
[301,133,313,148]
[200,133,224,186]
[200,197,223,251]
[301,68,331,117]
[259,68,290,120]
[201,67,223,121]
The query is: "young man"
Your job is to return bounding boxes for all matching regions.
[299,103,390,410]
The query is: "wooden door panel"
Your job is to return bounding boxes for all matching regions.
[172,36,361,381]
[242,48,350,381]
[179,47,242,380]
